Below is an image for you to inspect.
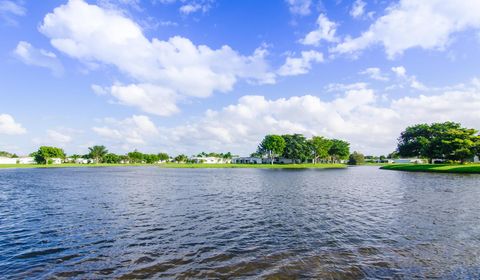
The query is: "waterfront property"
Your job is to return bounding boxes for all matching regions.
[190,156,231,164]
[231,157,262,164]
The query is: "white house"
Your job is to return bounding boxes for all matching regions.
[474,156,479,163]
[50,158,63,164]
[232,157,262,164]
[18,157,35,164]
[73,158,93,164]
[0,157,17,164]
[191,157,231,164]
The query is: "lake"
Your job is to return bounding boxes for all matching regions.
[1,166,479,279]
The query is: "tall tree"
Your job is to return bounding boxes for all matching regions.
[103,153,120,164]
[257,135,286,164]
[157,153,170,162]
[128,150,144,163]
[348,151,365,165]
[328,139,350,163]
[88,145,108,163]
[309,136,333,164]
[174,154,188,163]
[282,134,309,163]
[397,122,480,163]
[33,146,66,164]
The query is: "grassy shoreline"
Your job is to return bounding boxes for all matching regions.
[380,164,480,174]
[0,163,346,169]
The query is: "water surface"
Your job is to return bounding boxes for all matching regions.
[1,166,479,279]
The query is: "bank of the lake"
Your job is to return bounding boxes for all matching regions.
[381,164,480,174]
[0,163,346,169]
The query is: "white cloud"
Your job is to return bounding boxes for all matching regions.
[277,50,324,76]
[332,0,480,58]
[391,66,406,77]
[350,0,366,19]
[46,129,72,144]
[13,41,64,76]
[39,0,274,116]
[286,0,311,16]
[0,0,25,24]
[359,67,389,81]
[179,4,201,15]
[156,80,480,156]
[93,115,159,149]
[300,14,338,46]
[391,66,427,90]
[0,114,26,135]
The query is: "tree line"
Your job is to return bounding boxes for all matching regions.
[396,122,480,163]
[256,134,350,164]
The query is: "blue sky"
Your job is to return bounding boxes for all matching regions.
[1,0,480,156]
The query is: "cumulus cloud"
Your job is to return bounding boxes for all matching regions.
[0,114,26,135]
[13,41,64,76]
[350,0,366,19]
[93,115,159,149]
[277,50,324,76]
[332,0,480,58]
[300,14,338,46]
[154,80,480,156]
[285,0,311,16]
[359,67,389,81]
[39,0,274,116]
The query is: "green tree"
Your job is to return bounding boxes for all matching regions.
[104,153,120,164]
[88,145,108,163]
[174,154,188,163]
[397,122,479,163]
[328,139,350,163]
[0,151,14,157]
[128,150,144,163]
[144,154,159,164]
[309,136,333,164]
[348,151,365,165]
[157,153,170,162]
[33,146,66,164]
[257,135,286,164]
[282,134,310,163]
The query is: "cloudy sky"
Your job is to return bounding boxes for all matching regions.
[1,0,480,156]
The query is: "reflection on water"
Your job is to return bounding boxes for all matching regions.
[0,166,479,278]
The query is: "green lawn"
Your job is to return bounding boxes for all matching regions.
[0,163,346,169]
[380,164,480,174]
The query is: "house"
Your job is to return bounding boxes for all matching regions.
[232,157,262,164]
[74,158,93,164]
[0,157,17,164]
[473,156,479,163]
[50,158,63,164]
[17,157,35,164]
[393,158,425,164]
[191,157,231,164]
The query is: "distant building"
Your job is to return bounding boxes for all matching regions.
[0,157,17,164]
[17,157,35,164]
[73,158,93,164]
[50,158,63,164]
[232,157,262,164]
[191,157,231,164]
[473,156,479,163]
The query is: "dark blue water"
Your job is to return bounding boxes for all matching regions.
[0,166,479,279]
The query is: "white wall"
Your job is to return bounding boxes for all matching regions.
[0,157,17,164]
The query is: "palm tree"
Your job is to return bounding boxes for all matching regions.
[88,145,108,164]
